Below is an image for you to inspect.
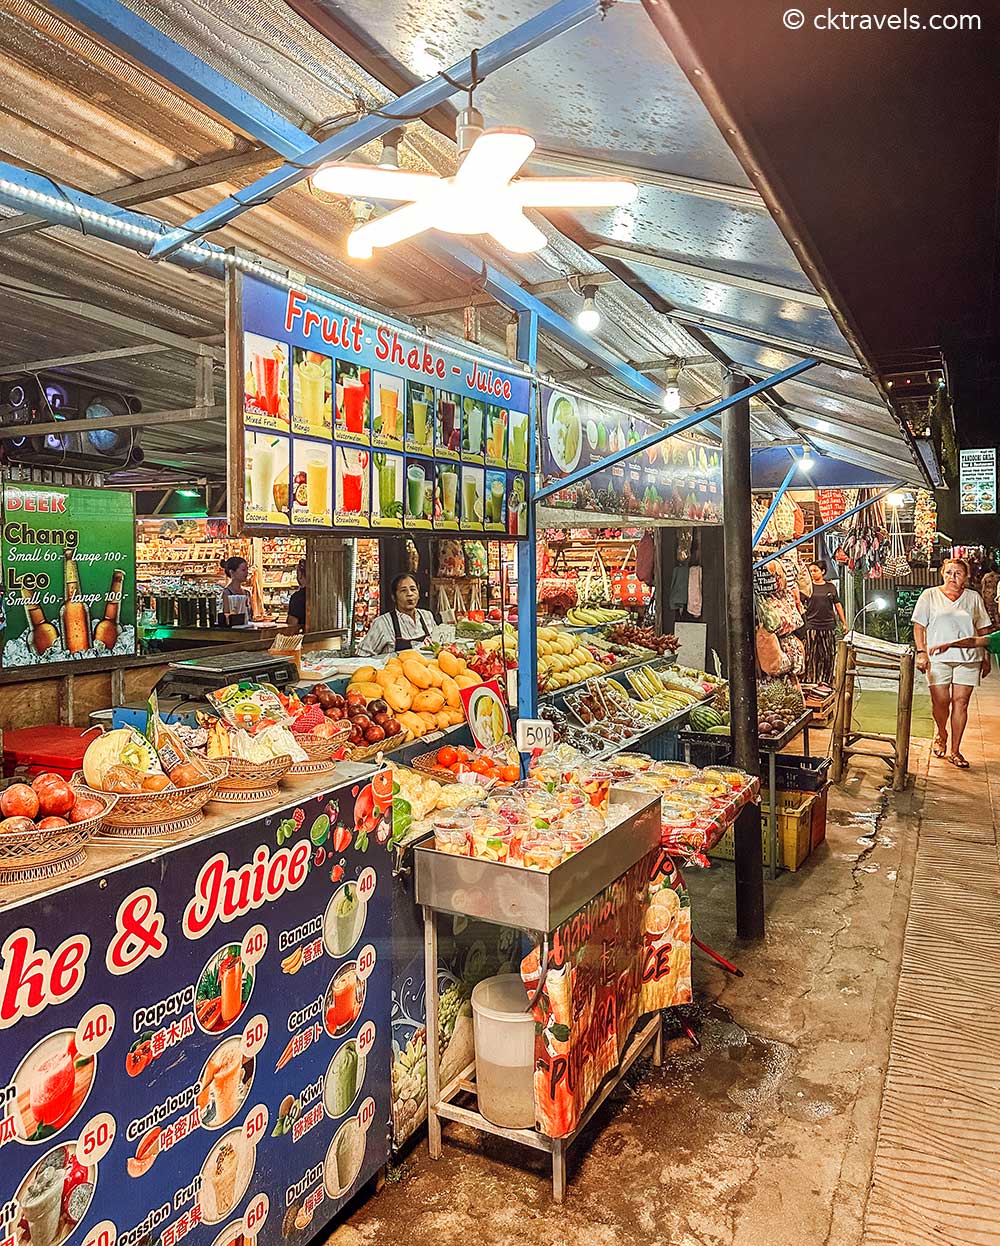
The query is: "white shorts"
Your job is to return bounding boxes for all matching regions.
[928,660,981,687]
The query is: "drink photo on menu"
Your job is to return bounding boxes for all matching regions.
[484,468,507,532]
[484,404,508,468]
[461,464,484,531]
[435,461,460,530]
[507,408,529,471]
[371,451,403,528]
[243,332,289,433]
[335,446,370,528]
[462,396,486,464]
[371,371,404,451]
[403,455,433,529]
[335,360,371,446]
[435,389,462,460]
[292,347,332,438]
[405,380,435,455]
[507,472,528,537]
[244,429,290,525]
[291,438,333,527]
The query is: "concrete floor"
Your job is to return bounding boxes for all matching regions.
[328,736,923,1246]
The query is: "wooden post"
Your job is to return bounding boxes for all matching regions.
[893,649,915,790]
[305,536,346,634]
[831,639,849,783]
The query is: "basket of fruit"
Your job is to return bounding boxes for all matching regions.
[412,744,521,786]
[340,691,406,761]
[79,727,225,834]
[0,775,117,883]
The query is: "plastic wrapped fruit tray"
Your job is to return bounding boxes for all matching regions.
[75,758,226,835]
[0,788,117,884]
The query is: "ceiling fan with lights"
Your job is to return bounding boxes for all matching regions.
[312,104,637,259]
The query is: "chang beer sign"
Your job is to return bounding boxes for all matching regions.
[1,484,136,668]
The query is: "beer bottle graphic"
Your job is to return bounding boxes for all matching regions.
[60,550,92,654]
[24,589,59,656]
[94,568,125,650]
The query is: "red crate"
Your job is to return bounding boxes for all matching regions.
[3,726,98,781]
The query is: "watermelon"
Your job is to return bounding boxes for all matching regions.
[690,706,723,732]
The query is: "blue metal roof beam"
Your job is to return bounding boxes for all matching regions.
[105,0,605,262]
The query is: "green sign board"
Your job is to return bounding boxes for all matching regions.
[1,482,136,669]
[895,586,924,626]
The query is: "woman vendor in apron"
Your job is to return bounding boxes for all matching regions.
[359,573,439,656]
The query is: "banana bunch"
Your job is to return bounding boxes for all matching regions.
[281,947,303,975]
[564,606,629,626]
[537,626,604,689]
[627,665,699,710]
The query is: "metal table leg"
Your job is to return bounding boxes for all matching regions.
[552,1138,566,1204]
[422,905,442,1159]
[803,721,811,760]
[768,748,778,880]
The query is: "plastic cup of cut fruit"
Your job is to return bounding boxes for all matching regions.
[552,783,589,814]
[521,832,563,871]
[579,768,613,813]
[558,827,596,857]
[432,812,472,856]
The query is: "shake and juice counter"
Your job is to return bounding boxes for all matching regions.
[0,656,758,1242]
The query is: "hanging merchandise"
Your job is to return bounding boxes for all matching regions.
[636,530,656,586]
[779,631,806,677]
[910,490,937,564]
[687,564,703,619]
[817,489,847,524]
[437,539,467,578]
[537,546,578,616]
[578,549,612,605]
[837,490,890,577]
[464,541,489,578]
[610,544,651,608]
[756,624,791,676]
[794,555,814,599]
[883,505,911,577]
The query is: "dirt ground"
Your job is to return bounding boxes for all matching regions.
[328,748,919,1246]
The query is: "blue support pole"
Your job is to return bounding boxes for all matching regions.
[752,452,802,547]
[753,483,902,569]
[534,359,820,501]
[516,310,540,728]
[127,0,603,260]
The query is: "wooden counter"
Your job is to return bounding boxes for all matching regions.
[0,760,375,912]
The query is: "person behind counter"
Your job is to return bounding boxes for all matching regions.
[220,555,250,623]
[359,573,439,655]
[285,560,307,634]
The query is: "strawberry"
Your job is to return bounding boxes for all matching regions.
[291,704,325,734]
[332,825,352,853]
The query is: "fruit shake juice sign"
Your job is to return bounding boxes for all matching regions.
[230,271,532,537]
[0,776,393,1246]
[0,485,136,670]
[537,385,723,524]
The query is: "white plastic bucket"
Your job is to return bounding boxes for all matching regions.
[471,974,536,1128]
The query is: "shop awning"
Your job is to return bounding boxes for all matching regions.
[750,448,898,491]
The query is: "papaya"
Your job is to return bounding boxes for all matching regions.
[384,682,413,713]
[353,665,377,684]
[413,688,446,714]
[348,681,383,701]
[397,649,426,664]
[437,650,465,678]
[440,674,461,709]
[455,673,482,690]
[434,709,452,730]
[403,660,432,690]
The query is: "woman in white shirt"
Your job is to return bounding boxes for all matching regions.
[358,573,439,656]
[911,558,991,768]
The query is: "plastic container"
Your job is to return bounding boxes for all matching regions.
[471,975,536,1128]
[2,726,98,781]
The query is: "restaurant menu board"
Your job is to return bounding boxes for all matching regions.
[0,778,393,1246]
[231,272,531,537]
[960,447,996,514]
[538,385,722,524]
[0,484,136,670]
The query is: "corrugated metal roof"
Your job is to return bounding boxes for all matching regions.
[0,0,922,484]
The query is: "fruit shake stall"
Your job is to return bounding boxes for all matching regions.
[0,686,403,1246]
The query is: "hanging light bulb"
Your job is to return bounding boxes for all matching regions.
[378,128,404,169]
[798,454,815,471]
[576,285,600,333]
[662,362,682,413]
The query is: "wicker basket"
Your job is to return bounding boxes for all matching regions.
[212,754,294,802]
[411,752,459,783]
[77,758,226,833]
[0,788,117,884]
[295,723,352,762]
[345,728,405,763]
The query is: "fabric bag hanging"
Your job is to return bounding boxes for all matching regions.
[883,505,911,577]
[610,544,651,607]
[817,489,847,525]
[636,530,656,586]
[436,583,457,624]
[756,625,791,676]
[578,549,611,605]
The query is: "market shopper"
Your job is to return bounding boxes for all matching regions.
[285,559,307,634]
[358,573,438,655]
[220,555,250,622]
[801,561,846,684]
[912,558,991,768]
